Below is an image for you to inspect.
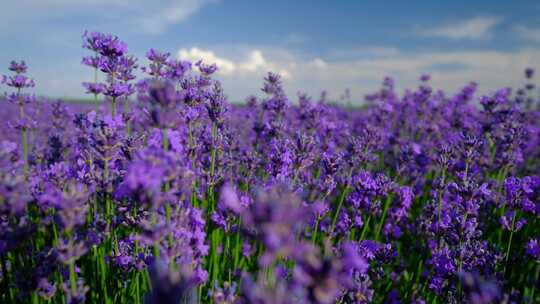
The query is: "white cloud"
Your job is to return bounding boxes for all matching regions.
[515,25,540,43]
[310,58,327,68]
[417,16,501,40]
[239,50,266,72]
[177,48,291,79]
[178,47,237,74]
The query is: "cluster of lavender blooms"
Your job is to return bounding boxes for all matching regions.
[0,32,539,304]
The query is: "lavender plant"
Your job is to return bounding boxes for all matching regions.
[0,31,539,304]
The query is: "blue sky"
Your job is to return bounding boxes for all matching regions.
[1,0,539,101]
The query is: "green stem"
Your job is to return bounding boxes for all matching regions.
[162,128,169,151]
[209,122,218,211]
[1,255,12,301]
[31,292,38,304]
[124,98,131,135]
[359,215,371,241]
[330,187,348,235]
[22,127,28,172]
[504,212,517,275]
[104,157,112,232]
[437,168,446,233]
[210,229,220,283]
[94,62,99,110]
[162,128,174,248]
[18,98,28,172]
[69,261,77,295]
[188,121,198,208]
[531,264,539,301]
[464,158,470,183]
[98,246,108,302]
[111,97,117,117]
[330,169,353,235]
[376,195,393,241]
[151,211,160,259]
[233,222,242,272]
[311,216,321,243]
[457,212,469,299]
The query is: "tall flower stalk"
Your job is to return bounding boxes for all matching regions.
[1,60,35,171]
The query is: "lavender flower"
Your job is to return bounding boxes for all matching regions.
[146,260,199,304]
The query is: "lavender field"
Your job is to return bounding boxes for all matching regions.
[0,31,539,304]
